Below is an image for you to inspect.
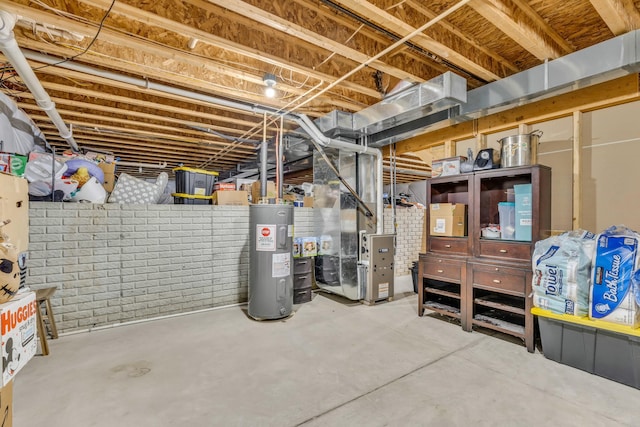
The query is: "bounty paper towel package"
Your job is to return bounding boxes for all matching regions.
[589,226,640,327]
[532,230,595,316]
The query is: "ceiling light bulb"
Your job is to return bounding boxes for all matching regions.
[264,86,276,98]
[263,72,277,98]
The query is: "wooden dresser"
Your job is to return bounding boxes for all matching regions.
[419,165,551,352]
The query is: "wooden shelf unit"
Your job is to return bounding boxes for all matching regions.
[419,165,551,352]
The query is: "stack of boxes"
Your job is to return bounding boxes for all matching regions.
[212,181,249,206]
[0,172,38,425]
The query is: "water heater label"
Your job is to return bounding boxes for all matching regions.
[256,224,276,251]
[272,253,291,277]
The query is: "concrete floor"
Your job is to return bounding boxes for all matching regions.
[14,276,640,427]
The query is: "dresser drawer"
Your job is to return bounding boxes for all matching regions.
[478,240,531,261]
[422,256,464,282]
[293,257,313,274]
[429,237,468,255]
[293,272,313,289]
[470,263,527,295]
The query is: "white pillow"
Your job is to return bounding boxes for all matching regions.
[107,172,168,204]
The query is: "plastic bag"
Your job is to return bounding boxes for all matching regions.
[532,229,595,316]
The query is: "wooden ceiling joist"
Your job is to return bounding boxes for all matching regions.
[589,0,640,35]
[471,0,567,60]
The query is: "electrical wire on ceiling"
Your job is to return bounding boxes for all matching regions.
[186,124,261,145]
[32,0,117,71]
[318,0,488,85]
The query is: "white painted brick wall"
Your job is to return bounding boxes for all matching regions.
[26,204,423,333]
[383,208,425,274]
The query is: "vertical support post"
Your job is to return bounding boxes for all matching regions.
[519,124,536,164]
[572,112,582,230]
[443,140,455,157]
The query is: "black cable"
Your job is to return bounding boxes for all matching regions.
[32,0,117,71]
[319,0,488,85]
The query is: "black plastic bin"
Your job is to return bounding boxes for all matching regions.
[173,167,218,196]
[411,261,419,293]
[172,193,213,205]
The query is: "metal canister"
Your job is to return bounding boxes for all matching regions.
[499,130,542,167]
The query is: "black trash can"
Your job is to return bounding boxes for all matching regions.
[410,261,419,294]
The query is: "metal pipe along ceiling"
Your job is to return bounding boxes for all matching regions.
[18,43,385,233]
[0,10,79,152]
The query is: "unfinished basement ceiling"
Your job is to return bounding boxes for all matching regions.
[1,0,639,183]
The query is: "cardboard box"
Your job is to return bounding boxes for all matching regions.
[212,190,248,206]
[514,184,532,241]
[431,156,466,178]
[283,194,297,203]
[213,182,237,191]
[233,178,256,192]
[98,162,116,193]
[429,203,466,236]
[251,181,276,202]
[0,380,12,427]
[303,196,314,208]
[0,291,37,386]
[0,173,29,254]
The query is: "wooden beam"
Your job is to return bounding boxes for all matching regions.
[471,0,563,60]
[572,111,582,229]
[194,0,423,82]
[518,124,535,163]
[78,0,384,100]
[16,95,259,137]
[509,0,574,53]
[330,0,500,81]
[589,0,640,35]
[395,74,640,155]
[5,2,371,112]
[406,0,519,74]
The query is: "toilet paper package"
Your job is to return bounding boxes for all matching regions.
[589,225,640,327]
[532,230,595,316]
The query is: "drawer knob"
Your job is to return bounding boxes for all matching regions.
[495,268,499,271]
[499,249,508,253]
[437,269,444,273]
[445,244,451,248]
[493,279,501,284]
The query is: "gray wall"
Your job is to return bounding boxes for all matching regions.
[26,203,422,334]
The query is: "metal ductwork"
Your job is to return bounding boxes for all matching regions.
[0,10,79,152]
[313,29,640,148]
[313,72,467,143]
[367,29,640,146]
[355,71,467,136]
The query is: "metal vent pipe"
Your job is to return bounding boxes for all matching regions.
[0,10,79,152]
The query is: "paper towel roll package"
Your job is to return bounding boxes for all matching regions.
[532,230,595,316]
